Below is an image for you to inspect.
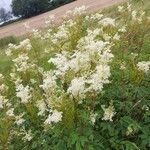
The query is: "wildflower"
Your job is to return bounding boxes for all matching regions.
[21,39,32,50]
[85,13,103,21]
[87,65,111,92]
[40,71,57,93]
[0,84,8,92]
[48,53,69,76]
[52,25,69,42]
[126,126,133,136]
[33,29,42,38]
[131,52,138,58]
[113,33,120,41]
[120,62,126,70]
[69,51,90,73]
[23,130,33,142]
[100,50,114,63]
[5,48,12,56]
[132,10,137,21]
[118,26,126,33]
[142,105,149,111]
[16,84,32,104]
[13,53,30,72]
[44,110,63,125]
[36,100,47,116]
[127,2,132,12]
[0,74,4,81]
[0,96,4,108]
[15,114,25,125]
[6,108,15,117]
[118,6,124,12]
[137,61,150,73]
[90,13,103,20]
[99,18,116,27]
[102,102,116,122]
[30,79,36,84]
[90,112,98,125]
[67,77,85,99]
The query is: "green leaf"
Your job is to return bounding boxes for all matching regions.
[121,141,140,150]
[55,140,67,150]
[76,141,83,150]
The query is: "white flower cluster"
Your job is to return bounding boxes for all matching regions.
[44,110,63,125]
[22,130,33,142]
[6,39,32,56]
[99,18,116,27]
[6,39,33,73]
[16,84,32,104]
[13,53,30,72]
[36,100,47,116]
[48,26,115,100]
[40,71,57,93]
[102,102,116,122]
[90,112,98,125]
[137,61,150,73]
[85,13,103,21]
[33,29,42,38]
[67,77,85,99]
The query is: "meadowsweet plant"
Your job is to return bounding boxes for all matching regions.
[0,1,150,149]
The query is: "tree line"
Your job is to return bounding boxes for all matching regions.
[12,0,75,18]
[0,0,75,22]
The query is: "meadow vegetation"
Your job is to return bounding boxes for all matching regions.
[0,0,150,149]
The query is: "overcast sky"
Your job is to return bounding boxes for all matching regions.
[0,0,12,11]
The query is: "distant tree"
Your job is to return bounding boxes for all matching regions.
[0,8,12,22]
[12,0,75,18]
[51,0,74,6]
[12,0,51,18]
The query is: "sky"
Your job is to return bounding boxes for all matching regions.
[0,0,12,11]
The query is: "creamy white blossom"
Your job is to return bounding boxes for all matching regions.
[36,100,47,116]
[0,96,4,108]
[87,65,111,92]
[15,114,25,125]
[48,53,69,76]
[16,84,32,103]
[40,71,57,93]
[13,53,30,72]
[99,18,116,27]
[90,112,98,125]
[0,74,4,81]
[6,108,15,117]
[44,110,63,124]
[137,61,150,73]
[118,6,124,12]
[67,77,85,99]
[102,102,116,122]
[23,130,33,142]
